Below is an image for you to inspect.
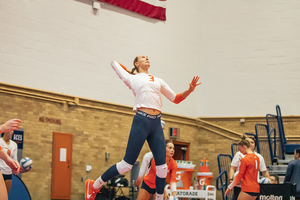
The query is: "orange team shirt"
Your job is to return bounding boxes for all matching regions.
[143,157,178,189]
[235,153,260,193]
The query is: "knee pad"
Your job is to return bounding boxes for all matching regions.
[116,160,133,174]
[156,164,167,178]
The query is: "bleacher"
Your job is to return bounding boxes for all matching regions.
[216,105,300,200]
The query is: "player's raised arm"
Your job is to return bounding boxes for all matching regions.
[183,76,201,97]
[0,119,21,133]
[0,149,19,175]
[161,76,201,104]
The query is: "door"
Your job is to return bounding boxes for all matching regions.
[171,141,190,161]
[51,132,73,199]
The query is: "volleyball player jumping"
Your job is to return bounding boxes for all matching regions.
[85,55,201,200]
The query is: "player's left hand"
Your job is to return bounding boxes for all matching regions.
[20,166,31,173]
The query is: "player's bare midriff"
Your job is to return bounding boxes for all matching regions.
[138,107,161,115]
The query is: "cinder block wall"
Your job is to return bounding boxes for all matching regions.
[1,85,300,199]
[0,91,204,200]
[200,116,300,139]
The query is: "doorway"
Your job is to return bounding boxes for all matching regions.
[51,132,73,199]
[171,141,190,161]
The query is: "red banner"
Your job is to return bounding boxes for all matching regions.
[99,0,166,21]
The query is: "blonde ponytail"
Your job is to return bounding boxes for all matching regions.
[132,56,139,74]
[238,135,250,147]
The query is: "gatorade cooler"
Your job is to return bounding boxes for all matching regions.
[175,161,195,189]
[197,172,213,190]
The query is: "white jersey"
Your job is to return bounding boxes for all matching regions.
[138,152,153,180]
[111,61,177,112]
[231,151,267,187]
[0,138,18,175]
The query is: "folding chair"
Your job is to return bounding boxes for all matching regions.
[217,154,232,200]
[266,113,284,160]
[216,171,228,200]
[276,105,300,155]
[255,124,273,167]
[231,143,239,158]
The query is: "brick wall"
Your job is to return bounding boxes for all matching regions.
[200,116,300,139]
[1,88,299,199]
[0,91,201,199]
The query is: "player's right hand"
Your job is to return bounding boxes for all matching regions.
[6,158,20,175]
[225,188,231,197]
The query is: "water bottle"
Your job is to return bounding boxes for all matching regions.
[199,159,204,172]
[193,177,198,190]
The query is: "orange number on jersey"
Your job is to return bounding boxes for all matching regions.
[7,150,11,156]
[149,75,154,82]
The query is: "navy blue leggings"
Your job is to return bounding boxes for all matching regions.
[101,111,166,194]
[123,111,166,165]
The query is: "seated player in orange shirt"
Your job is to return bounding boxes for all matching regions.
[136,141,178,200]
[225,135,260,200]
